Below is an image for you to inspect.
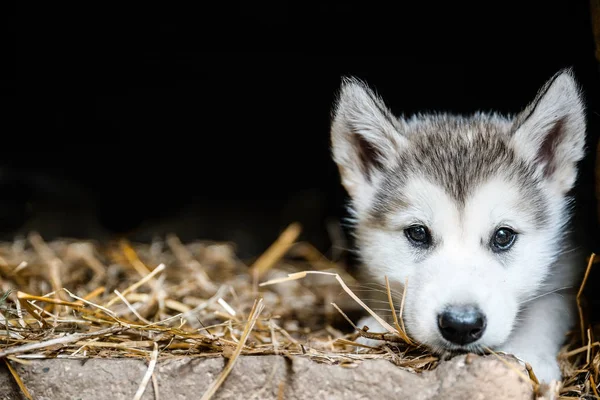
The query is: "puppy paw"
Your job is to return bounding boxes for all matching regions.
[526,357,562,385]
[505,351,562,384]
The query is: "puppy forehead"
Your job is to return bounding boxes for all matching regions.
[368,120,548,228]
[369,172,547,230]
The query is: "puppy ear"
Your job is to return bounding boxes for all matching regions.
[510,68,587,193]
[330,77,407,208]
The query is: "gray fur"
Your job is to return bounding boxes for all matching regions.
[368,114,549,229]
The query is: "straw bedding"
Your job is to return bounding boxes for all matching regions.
[0,223,597,399]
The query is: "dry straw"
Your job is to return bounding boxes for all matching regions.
[0,225,597,399]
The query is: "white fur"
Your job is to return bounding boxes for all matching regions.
[330,70,587,384]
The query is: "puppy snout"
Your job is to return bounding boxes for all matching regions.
[437,305,486,345]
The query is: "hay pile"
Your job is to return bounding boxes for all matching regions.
[0,223,596,399]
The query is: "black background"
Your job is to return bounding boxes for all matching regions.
[4,1,600,263]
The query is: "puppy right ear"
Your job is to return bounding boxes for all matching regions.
[330,77,407,209]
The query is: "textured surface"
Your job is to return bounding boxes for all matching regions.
[0,354,536,400]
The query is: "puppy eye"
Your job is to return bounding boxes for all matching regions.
[491,227,517,252]
[404,225,431,247]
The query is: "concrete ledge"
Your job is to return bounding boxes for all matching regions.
[0,354,536,400]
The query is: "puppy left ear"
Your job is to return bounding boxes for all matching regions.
[510,68,587,193]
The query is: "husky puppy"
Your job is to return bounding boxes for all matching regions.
[329,69,587,383]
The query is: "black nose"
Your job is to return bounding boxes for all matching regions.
[438,305,486,345]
